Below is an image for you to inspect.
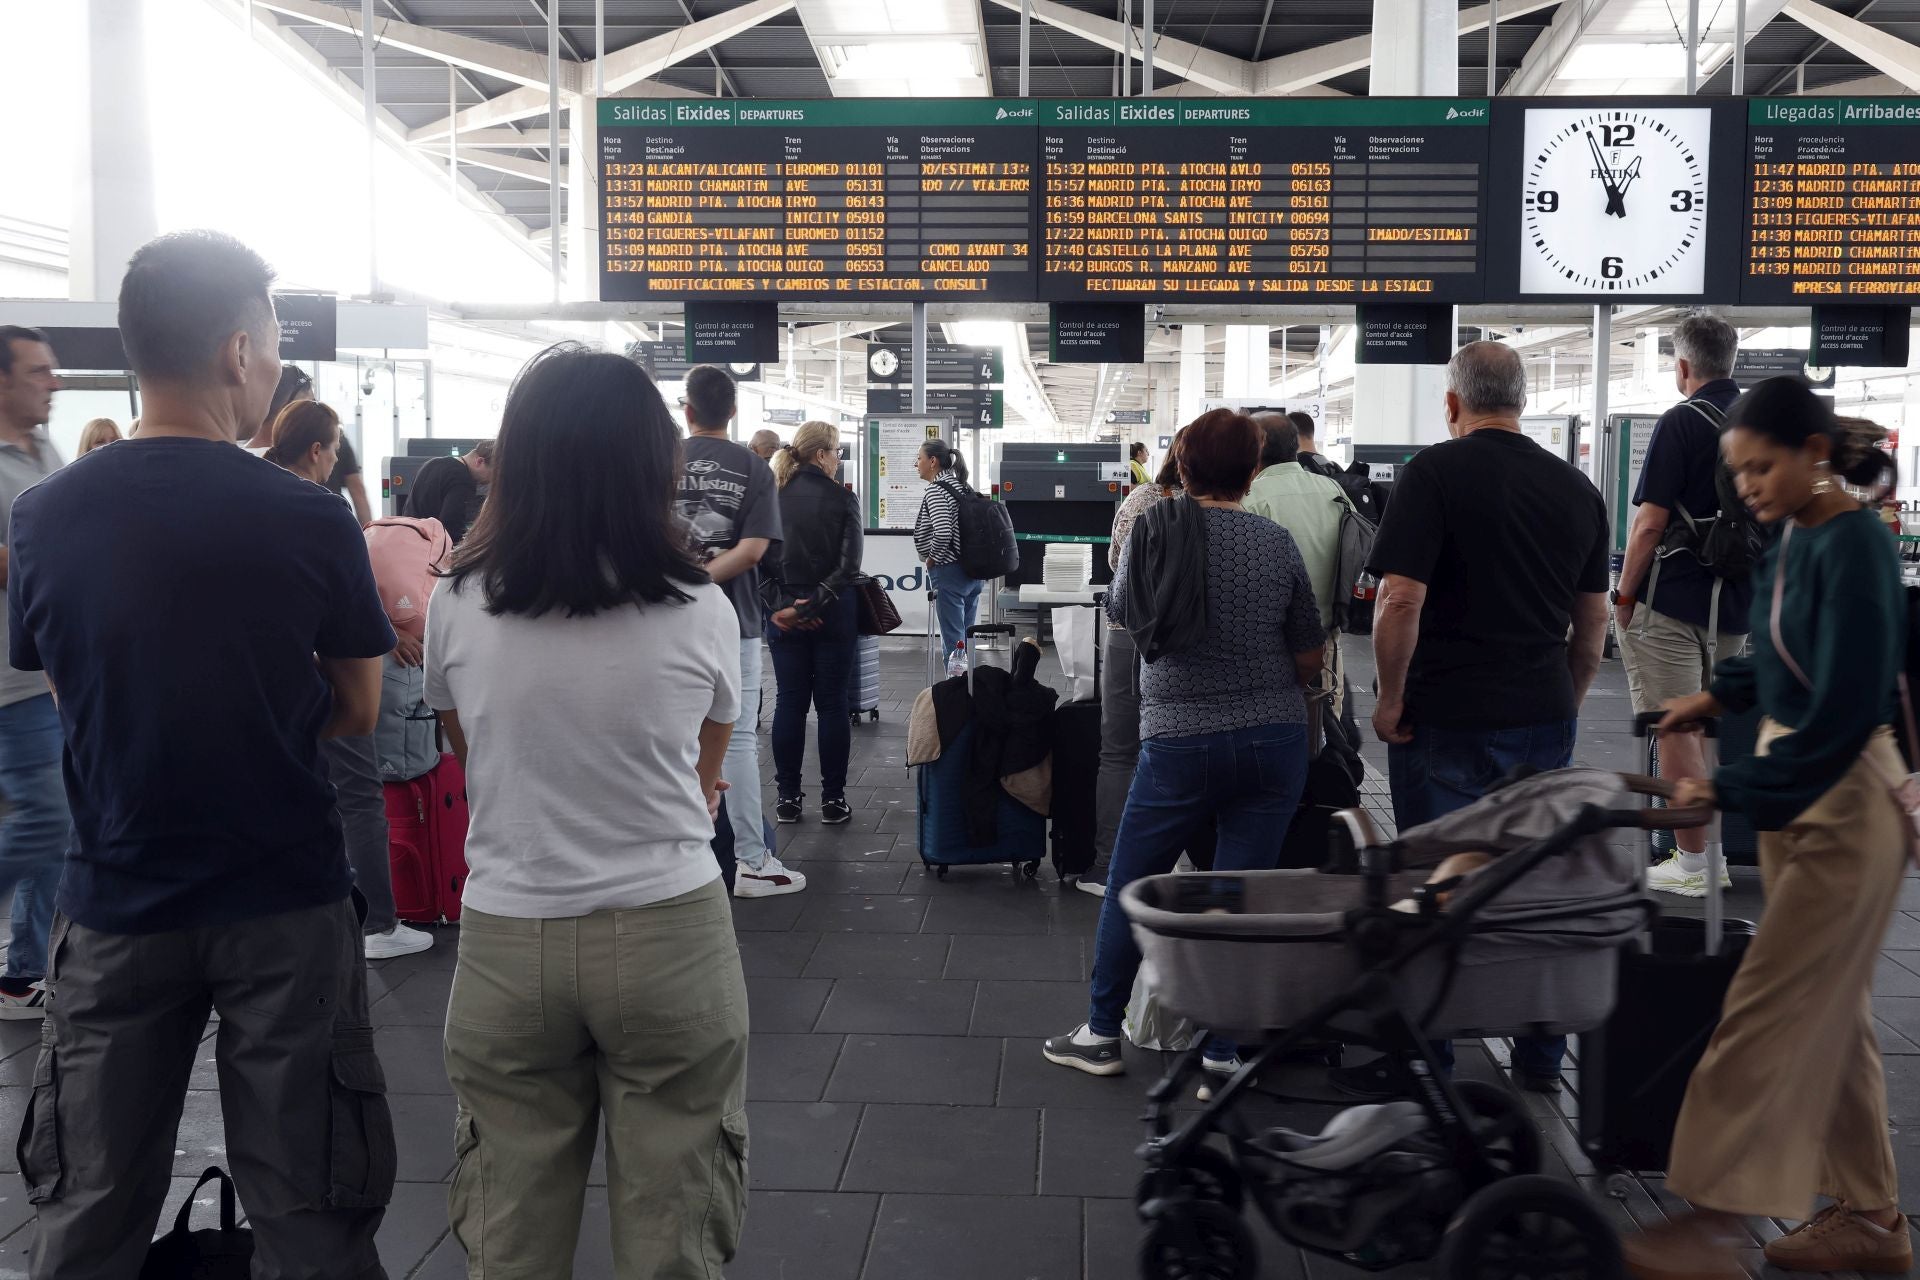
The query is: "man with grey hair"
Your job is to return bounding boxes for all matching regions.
[1615,313,1748,898]
[1334,339,1610,1099]
[749,428,782,460]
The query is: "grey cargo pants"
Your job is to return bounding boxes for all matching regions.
[20,898,392,1280]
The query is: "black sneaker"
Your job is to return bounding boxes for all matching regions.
[821,797,852,825]
[1329,1056,1409,1101]
[1043,1025,1125,1077]
[776,795,804,824]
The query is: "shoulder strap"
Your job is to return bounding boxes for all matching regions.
[371,518,432,543]
[1683,397,1728,428]
[1770,523,1814,692]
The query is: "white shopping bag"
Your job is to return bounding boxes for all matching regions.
[1124,960,1196,1052]
[1053,606,1100,703]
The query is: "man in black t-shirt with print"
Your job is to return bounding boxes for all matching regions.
[1615,314,1748,899]
[1340,341,1610,1098]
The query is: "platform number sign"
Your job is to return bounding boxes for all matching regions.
[1519,107,1712,295]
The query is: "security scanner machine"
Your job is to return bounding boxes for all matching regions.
[997,443,1131,589]
[381,438,489,518]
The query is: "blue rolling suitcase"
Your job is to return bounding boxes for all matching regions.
[914,623,1047,880]
[850,634,882,725]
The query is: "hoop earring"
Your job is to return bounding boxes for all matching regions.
[1811,461,1835,496]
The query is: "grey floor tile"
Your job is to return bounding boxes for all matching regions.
[1082,1198,1139,1280]
[996,1037,1163,1111]
[731,895,811,932]
[389,1091,459,1183]
[862,1194,1081,1280]
[730,1190,880,1280]
[803,932,951,981]
[749,1099,863,1191]
[408,1231,470,1280]
[841,1104,1039,1196]
[970,981,1088,1039]
[1876,996,1920,1046]
[944,934,1087,983]
[374,1025,457,1094]
[371,968,455,1027]
[825,1035,1003,1106]
[816,979,979,1036]
[378,1181,454,1277]
[736,931,822,979]
[780,833,900,863]
[745,977,834,1034]
[1886,914,1920,949]
[1878,956,1920,999]
[797,861,915,896]
[1040,1107,1143,1198]
[920,890,1054,936]
[794,895,931,935]
[748,1033,847,1103]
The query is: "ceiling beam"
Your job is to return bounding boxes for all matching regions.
[1799,71,1908,92]
[252,0,563,88]
[1780,0,1920,90]
[599,0,795,94]
[419,146,571,185]
[417,127,558,149]
[1505,0,1789,94]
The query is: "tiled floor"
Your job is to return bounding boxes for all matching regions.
[1,635,1918,1278]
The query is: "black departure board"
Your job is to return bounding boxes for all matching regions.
[599,99,1036,302]
[1037,98,1489,302]
[1743,98,1920,304]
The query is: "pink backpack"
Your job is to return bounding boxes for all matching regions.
[364,517,451,640]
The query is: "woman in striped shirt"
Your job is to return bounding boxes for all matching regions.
[913,440,981,661]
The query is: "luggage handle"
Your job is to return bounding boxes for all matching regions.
[1617,774,1716,832]
[966,624,1014,638]
[173,1166,241,1237]
[1633,710,1719,739]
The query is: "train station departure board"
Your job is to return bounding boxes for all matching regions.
[598,99,1037,302]
[1036,99,1490,302]
[1742,98,1920,304]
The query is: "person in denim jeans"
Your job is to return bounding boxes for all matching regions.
[1044,409,1325,1080]
[0,326,70,1019]
[913,440,982,661]
[1341,342,1612,1098]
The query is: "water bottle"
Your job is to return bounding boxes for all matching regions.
[1348,573,1379,636]
[946,641,968,680]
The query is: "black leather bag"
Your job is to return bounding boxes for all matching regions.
[855,577,902,636]
[141,1167,253,1280]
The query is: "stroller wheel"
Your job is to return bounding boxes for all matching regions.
[1434,1175,1622,1280]
[1137,1201,1257,1280]
[1135,1145,1244,1213]
[1455,1080,1543,1178]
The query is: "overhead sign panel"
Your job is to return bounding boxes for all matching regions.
[1049,303,1145,363]
[866,386,1005,428]
[1743,99,1920,305]
[599,99,1037,303]
[864,342,1003,385]
[1036,98,1490,303]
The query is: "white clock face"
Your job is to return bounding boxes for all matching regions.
[868,348,900,378]
[1519,106,1711,295]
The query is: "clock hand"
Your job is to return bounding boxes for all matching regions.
[1615,156,1645,208]
[1586,131,1626,218]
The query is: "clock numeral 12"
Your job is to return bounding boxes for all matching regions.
[1600,123,1636,147]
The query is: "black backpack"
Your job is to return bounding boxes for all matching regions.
[956,487,1020,581]
[1658,399,1766,582]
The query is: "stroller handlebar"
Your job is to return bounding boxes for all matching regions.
[1634,710,1720,739]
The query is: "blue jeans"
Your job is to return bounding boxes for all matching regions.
[766,591,858,801]
[726,638,769,871]
[1389,720,1578,1080]
[929,563,983,661]
[1088,723,1309,1055]
[0,694,72,983]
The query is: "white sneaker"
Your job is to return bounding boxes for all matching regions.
[1075,877,1108,899]
[364,923,435,960]
[735,855,807,898]
[1646,853,1732,899]
[0,981,49,1020]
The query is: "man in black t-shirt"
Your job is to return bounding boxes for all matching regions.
[325,434,373,524]
[1615,314,1748,897]
[1342,341,1610,1097]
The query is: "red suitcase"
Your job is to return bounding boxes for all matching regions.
[383,753,469,924]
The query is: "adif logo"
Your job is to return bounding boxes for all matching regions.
[1445,105,1488,120]
[994,106,1035,120]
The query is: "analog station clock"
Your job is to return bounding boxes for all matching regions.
[1519,106,1712,295]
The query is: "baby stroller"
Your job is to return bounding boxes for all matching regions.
[1117,767,1707,1279]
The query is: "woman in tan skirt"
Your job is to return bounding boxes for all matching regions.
[1625,377,1911,1278]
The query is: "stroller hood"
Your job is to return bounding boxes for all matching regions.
[1395,767,1645,950]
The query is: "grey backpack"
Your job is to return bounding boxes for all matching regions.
[1329,494,1378,634]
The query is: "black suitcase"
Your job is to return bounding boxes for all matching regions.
[1648,705,1761,866]
[1049,700,1101,878]
[1579,714,1757,1173]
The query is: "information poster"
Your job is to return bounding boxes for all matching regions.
[600,99,1036,302]
[1612,414,1661,551]
[866,415,949,530]
[1744,98,1920,304]
[1038,98,1489,302]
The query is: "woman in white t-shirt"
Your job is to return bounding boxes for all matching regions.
[425,344,747,1276]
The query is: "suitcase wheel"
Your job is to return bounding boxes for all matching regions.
[869,709,880,722]
[1020,861,1040,881]
[935,865,949,880]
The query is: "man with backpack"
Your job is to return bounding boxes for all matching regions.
[1616,314,1753,898]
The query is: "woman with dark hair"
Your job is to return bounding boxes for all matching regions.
[407,453,481,544]
[761,420,864,831]
[1128,440,1151,486]
[247,364,312,450]
[1080,430,1189,896]
[913,438,980,661]
[1626,379,1909,1279]
[1045,409,1325,1080]
[425,343,748,1276]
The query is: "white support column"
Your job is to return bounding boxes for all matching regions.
[1176,324,1207,426]
[568,93,599,301]
[70,0,157,302]
[1351,0,1456,449]
[362,0,379,297]
[547,0,562,304]
[1221,325,1268,397]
